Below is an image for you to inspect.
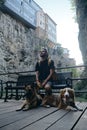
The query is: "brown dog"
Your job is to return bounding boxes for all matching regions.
[16,84,42,111]
[42,87,83,111]
[58,88,83,111]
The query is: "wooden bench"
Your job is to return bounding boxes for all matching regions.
[4,71,72,102]
[4,74,36,102]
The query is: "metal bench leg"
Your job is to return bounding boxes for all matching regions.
[15,89,19,100]
[4,89,8,102]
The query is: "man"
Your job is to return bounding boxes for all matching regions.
[35,48,55,93]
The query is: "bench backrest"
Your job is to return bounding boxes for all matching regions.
[16,74,36,86]
[55,71,72,84]
[51,71,73,89]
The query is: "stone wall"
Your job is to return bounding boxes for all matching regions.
[0,11,45,81]
[76,0,87,76]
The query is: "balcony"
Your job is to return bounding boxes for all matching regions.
[0,0,36,29]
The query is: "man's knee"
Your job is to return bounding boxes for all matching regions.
[45,82,52,89]
[45,83,52,95]
[45,84,51,89]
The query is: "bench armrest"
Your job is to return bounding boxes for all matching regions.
[66,78,72,88]
[6,81,17,87]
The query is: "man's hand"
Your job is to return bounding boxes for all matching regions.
[42,80,47,87]
[36,81,42,88]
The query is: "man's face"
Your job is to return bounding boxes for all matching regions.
[40,49,48,58]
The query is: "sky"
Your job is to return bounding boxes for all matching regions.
[34,0,83,65]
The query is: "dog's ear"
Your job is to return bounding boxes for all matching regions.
[60,88,66,92]
[60,88,65,95]
[58,89,65,108]
[69,88,75,96]
[69,88,74,92]
[71,88,74,93]
[24,83,34,89]
[60,89,63,93]
[24,84,28,89]
[69,88,75,102]
[30,83,37,91]
[59,89,64,99]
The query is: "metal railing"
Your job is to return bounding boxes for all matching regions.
[0,65,87,99]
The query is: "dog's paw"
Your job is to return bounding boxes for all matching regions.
[16,108,22,111]
[22,108,29,111]
[43,105,51,108]
[78,108,83,111]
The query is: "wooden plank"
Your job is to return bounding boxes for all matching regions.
[0,100,87,130]
[22,109,70,130]
[22,103,80,130]
[0,106,58,130]
[17,102,80,130]
[0,100,23,114]
[0,99,49,127]
[74,108,87,130]
[0,100,23,109]
[46,102,87,130]
[0,107,45,128]
[0,104,45,122]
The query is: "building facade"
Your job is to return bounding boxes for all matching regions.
[0,0,43,28]
[36,11,57,43]
[45,14,57,43]
[0,0,57,42]
[35,10,46,39]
